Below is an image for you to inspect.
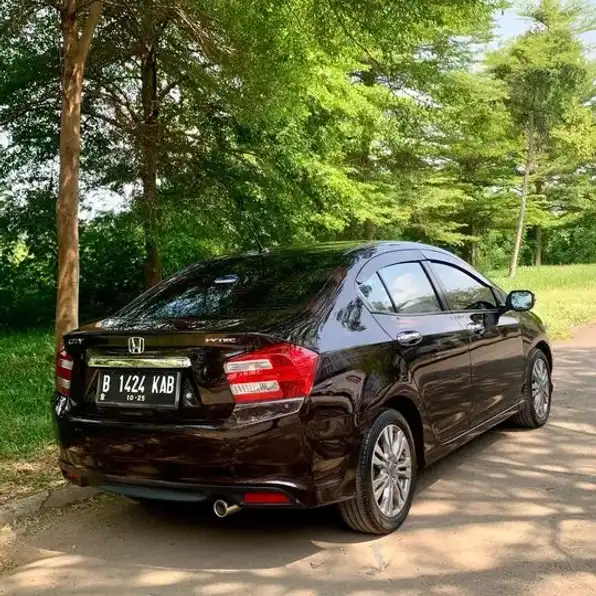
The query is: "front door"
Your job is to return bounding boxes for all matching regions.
[427,261,526,424]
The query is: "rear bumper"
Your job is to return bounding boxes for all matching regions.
[60,461,306,506]
[54,394,320,505]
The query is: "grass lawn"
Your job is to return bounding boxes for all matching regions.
[0,330,62,503]
[491,263,596,339]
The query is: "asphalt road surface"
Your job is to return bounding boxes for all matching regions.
[1,334,595,596]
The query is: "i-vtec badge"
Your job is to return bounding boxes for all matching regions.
[128,337,145,354]
[205,336,237,344]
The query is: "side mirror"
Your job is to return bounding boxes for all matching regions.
[506,290,535,312]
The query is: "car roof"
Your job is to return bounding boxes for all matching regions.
[186,241,466,277]
[260,241,458,261]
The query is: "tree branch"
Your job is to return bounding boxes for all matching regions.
[159,78,180,100]
[75,0,103,64]
[44,0,65,11]
[88,74,140,124]
[173,5,231,61]
[0,98,58,127]
[326,0,381,73]
[83,107,123,129]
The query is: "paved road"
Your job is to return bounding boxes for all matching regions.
[1,337,595,596]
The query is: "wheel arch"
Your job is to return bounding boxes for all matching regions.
[383,394,428,469]
[534,340,553,371]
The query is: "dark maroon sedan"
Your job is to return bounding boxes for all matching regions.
[54,242,552,534]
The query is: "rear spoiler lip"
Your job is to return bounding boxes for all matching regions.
[62,330,301,358]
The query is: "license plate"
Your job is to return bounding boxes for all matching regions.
[96,371,181,408]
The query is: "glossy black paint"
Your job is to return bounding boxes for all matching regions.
[54,241,551,508]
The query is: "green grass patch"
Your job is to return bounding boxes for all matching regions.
[490,264,596,339]
[0,330,55,459]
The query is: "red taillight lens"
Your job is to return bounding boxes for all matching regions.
[224,342,318,404]
[243,492,291,505]
[56,346,74,396]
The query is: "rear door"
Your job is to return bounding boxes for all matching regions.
[358,254,472,443]
[426,258,526,424]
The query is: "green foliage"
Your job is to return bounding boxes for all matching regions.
[79,214,146,322]
[543,215,596,264]
[487,0,595,271]
[0,189,145,329]
[488,0,590,138]
[0,0,594,331]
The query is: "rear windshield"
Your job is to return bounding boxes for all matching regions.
[118,251,348,321]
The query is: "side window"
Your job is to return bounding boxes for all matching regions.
[430,262,497,311]
[359,274,394,313]
[378,262,442,314]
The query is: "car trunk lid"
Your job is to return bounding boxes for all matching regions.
[63,319,281,423]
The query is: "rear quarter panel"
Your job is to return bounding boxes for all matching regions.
[305,271,436,504]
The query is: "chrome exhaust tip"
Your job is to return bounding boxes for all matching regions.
[213,499,241,518]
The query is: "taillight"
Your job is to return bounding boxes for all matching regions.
[56,346,74,396]
[224,342,318,404]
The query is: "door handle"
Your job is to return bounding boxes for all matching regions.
[467,322,485,335]
[396,331,423,347]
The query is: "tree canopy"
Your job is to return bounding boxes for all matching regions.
[0,0,594,331]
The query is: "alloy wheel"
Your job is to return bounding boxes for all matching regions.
[371,424,412,517]
[532,358,550,419]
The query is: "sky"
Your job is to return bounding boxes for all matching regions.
[496,7,539,39]
[495,3,596,49]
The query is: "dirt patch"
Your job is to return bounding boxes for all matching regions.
[0,446,63,505]
[0,524,20,574]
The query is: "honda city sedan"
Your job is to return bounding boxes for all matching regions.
[54,241,552,534]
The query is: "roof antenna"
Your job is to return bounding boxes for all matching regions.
[245,219,269,254]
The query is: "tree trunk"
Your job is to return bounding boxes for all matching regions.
[471,242,478,268]
[55,0,103,351]
[508,115,535,279]
[140,18,162,288]
[364,220,376,241]
[535,225,542,266]
[144,234,162,288]
[360,67,376,243]
[533,178,544,267]
[469,222,477,268]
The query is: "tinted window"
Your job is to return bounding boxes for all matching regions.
[359,274,394,313]
[431,262,497,311]
[118,251,348,320]
[378,263,441,314]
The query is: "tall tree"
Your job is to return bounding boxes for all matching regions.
[489,0,592,277]
[54,0,104,348]
[434,71,521,266]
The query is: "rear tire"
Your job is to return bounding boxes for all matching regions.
[339,409,417,535]
[511,348,552,429]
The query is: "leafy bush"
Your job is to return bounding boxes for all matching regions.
[0,190,146,330]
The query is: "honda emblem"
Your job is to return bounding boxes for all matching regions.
[128,337,145,355]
